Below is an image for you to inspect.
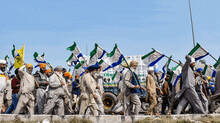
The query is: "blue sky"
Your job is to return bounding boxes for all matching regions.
[0,0,219,69]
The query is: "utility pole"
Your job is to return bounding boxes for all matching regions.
[188,0,196,47]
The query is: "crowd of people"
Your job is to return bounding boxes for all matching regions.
[0,55,219,116]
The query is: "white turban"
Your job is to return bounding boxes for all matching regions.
[191,57,196,64]
[148,66,154,72]
[0,60,6,64]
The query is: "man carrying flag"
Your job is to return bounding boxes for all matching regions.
[14,63,35,115]
[176,55,205,114]
[34,63,49,114]
[124,60,142,115]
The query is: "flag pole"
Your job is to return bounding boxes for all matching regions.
[152,48,181,65]
[115,44,143,94]
[188,0,196,47]
[209,54,218,62]
[123,57,144,94]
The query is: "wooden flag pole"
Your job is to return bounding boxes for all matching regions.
[116,44,144,94]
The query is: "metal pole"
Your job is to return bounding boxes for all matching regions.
[188,0,196,47]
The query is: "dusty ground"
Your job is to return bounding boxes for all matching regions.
[135,115,220,123]
[0,114,220,123]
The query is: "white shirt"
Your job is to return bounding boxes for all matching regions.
[0,70,7,92]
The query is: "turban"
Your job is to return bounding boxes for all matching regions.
[0,60,6,64]
[26,64,33,68]
[64,72,71,77]
[87,65,99,72]
[191,57,196,64]
[207,76,211,81]
[130,60,138,67]
[45,69,52,74]
[54,66,63,71]
[148,67,154,72]
[196,68,203,73]
[39,63,47,69]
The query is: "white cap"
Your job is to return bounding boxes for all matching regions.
[0,60,6,64]
[148,66,154,72]
[191,57,196,64]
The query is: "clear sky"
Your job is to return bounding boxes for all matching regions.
[0,0,219,69]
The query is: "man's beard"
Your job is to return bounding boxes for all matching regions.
[27,70,32,74]
[130,67,137,73]
[0,67,6,72]
[40,69,45,73]
[91,71,98,79]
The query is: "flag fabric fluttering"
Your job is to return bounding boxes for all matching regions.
[168,71,182,87]
[196,62,215,77]
[214,57,220,69]
[66,42,83,60]
[66,53,79,67]
[141,49,165,67]
[202,64,215,77]
[74,60,87,76]
[160,56,172,81]
[4,55,9,65]
[14,45,25,69]
[188,43,209,61]
[98,59,110,71]
[168,64,182,87]
[5,55,14,74]
[89,43,106,66]
[11,45,18,58]
[33,52,46,64]
[172,64,182,75]
[111,65,125,82]
[66,42,88,77]
[103,44,124,71]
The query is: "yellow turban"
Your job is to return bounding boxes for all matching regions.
[26,64,33,68]
[207,76,211,81]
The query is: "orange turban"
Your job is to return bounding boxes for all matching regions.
[39,63,47,69]
[69,75,73,79]
[45,69,52,74]
[64,72,71,77]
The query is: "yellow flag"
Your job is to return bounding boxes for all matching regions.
[14,45,25,69]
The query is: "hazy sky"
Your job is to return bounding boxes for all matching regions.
[0,0,219,69]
